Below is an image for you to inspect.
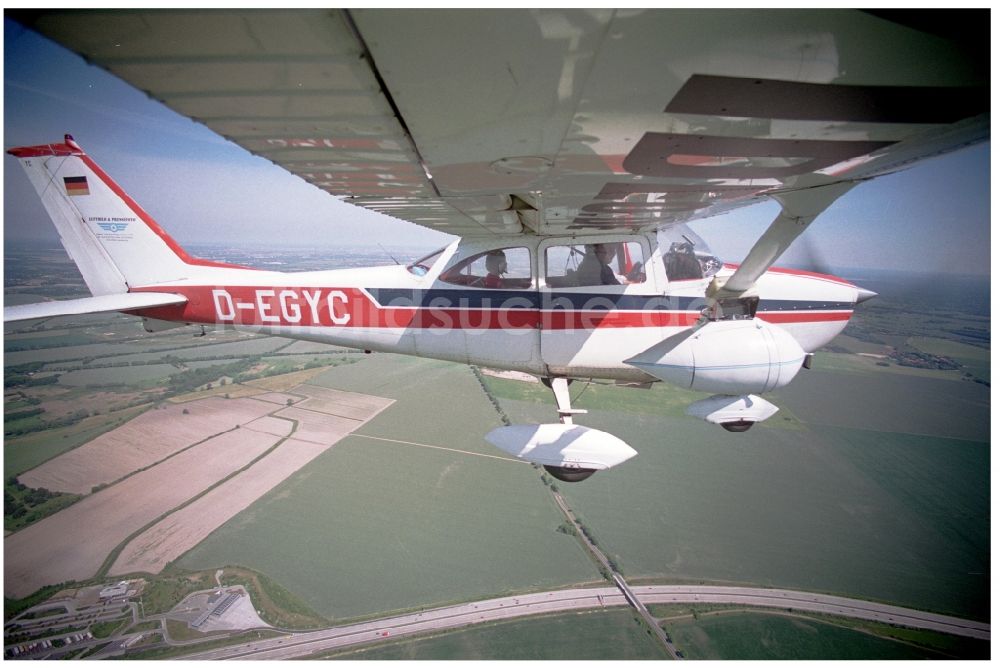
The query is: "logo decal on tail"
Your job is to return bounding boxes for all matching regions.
[96,222,130,233]
[63,175,89,196]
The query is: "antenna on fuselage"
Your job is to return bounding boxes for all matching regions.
[377,242,401,265]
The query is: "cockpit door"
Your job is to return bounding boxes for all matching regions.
[418,240,542,370]
[538,234,672,377]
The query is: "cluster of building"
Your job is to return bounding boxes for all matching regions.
[99,580,139,601]
[4,579,145,659]
[191,589,242,629]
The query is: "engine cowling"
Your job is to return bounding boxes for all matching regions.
[626,318,807,395]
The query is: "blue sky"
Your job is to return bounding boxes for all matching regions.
[4,18,990,274]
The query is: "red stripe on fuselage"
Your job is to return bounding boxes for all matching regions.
[541,311,701,329]
[130,285,852,330]
[758,311,852,324]
[132,286,413,328]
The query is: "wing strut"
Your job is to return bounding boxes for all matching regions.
[541,377,588,425]
[705,180,856,318]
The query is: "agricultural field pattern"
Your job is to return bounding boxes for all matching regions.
[3,243,989,660]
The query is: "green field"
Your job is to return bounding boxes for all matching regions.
[4,332,95,351]
[774,367,989,441]
[177,355,599,621]
[175,353,988,624]
[662,611,988,659]
[823,334,892,355]
[89,335,291,365]
[4,342,153,366]
[483,373,806,430]
[908,336,990,360]
[56,364,180,387]
[327,609,667,660]
[909,336,991,382]
[485,373,701,420]
[497,374,988,621]
[281,340,349,354]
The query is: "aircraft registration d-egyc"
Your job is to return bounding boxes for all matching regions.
[6,10,987,481]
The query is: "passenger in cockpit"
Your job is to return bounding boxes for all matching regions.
[483,249,507,288]
[577,243,620,286]
[664,241,705,281]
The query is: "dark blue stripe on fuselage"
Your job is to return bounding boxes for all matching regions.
[760,299,855,311]
[366,288,852,313]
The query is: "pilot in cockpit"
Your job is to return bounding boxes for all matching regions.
[577,243,620,286]
[483,249,507,289]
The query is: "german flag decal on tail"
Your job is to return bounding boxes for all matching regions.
[63,175,89,196]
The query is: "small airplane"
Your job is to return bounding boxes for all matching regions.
[5,10,988,481]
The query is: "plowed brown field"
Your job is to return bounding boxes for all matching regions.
[5,429,279,598]
[110,438,328,576]
[19,398,277,494]
[6,377,394,598]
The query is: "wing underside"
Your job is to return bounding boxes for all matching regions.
[15,9,989,238]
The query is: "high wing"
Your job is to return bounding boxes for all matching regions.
[14,9,988,239]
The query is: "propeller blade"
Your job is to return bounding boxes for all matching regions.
[794,233,836,276]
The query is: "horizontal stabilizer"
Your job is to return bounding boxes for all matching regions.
[4,292,187,323]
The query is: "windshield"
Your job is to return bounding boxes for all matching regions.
[406,247,447,276]
[658,224,722,281]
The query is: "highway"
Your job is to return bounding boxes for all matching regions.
[176,585,990,660]
[636,586,991,641]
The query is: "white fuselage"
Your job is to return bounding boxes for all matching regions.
[133,234,863,383]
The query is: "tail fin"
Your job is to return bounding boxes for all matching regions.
[7,135,239,295]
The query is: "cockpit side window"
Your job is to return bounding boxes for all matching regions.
[545,241,647,287]
[439,247,532,289]
[660,228,722,281]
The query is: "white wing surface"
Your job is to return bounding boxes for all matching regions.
[17,9,988,238]
[4,292,188,323]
